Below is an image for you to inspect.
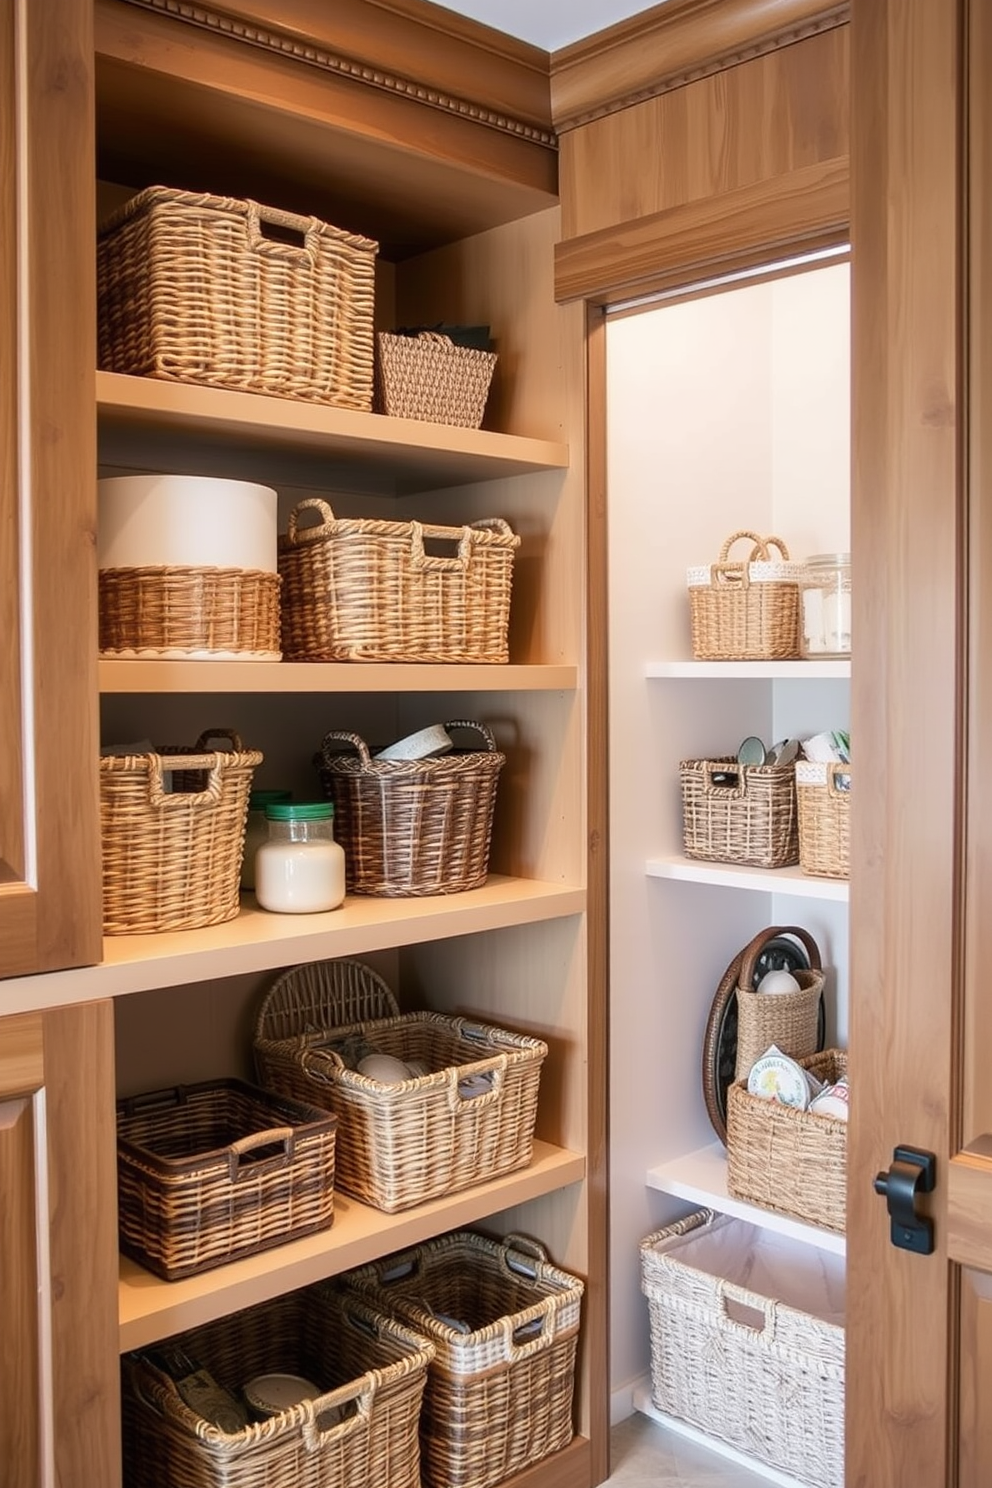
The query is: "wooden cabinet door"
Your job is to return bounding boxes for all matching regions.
[0,0,101,977]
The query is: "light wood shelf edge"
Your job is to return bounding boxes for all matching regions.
[98,660,579,694]
[646,855,850,901]
[119,1140,585,1351]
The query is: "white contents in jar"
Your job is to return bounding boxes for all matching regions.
[254,802,345,914]
[800,553,851,658]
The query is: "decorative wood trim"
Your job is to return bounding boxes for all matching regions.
[551,0,849,132]
[116,0,557,147]
[948,1155,992,1272]
[553,156,849,305]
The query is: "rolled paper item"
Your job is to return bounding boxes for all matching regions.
[374,724,453,761]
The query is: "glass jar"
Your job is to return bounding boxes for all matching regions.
[799,553,851,659]
[240,789,292,891]
[254,802,346,914]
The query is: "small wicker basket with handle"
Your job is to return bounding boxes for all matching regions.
[687,530,802,660]
[375,330,497,428]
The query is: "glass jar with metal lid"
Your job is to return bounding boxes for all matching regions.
[799,553,851,659]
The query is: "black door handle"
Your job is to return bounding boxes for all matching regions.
[873,1146,936,1254]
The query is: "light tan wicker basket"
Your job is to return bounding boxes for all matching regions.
[726,1049,848,1232]
[278,498,519,664]
[100,729,261,934]
[116,1079,337,1281]
[679,755,799,869]
[122,1285,434,1488]
[375,331,497,428]
[687,530,802,660]
[316,721,504,896]
[733,925,825,1081]
[344,1231,583,1488]
[253,959,547,1213]
[641,1209,845,1488]
[99,565,281,659]
[98,185,378,409]
[796,760,851,877]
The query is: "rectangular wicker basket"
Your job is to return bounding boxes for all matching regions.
[641,1209,845,1488]
[254,959,546,1213]
[687,530,802,660]
[99,565,282,659]
[98,185,378,409]
[375,331,497,428]
[279,498,519,664]
[796,760,851,878]
[679,755,799,869]
[122,1285,434,1488]
[726,1049,848,1233]
[343,1231,583,1488]
[116,1079,337,1281]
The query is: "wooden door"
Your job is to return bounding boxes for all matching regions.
[0,0,101,977]
[848,1,992,1482]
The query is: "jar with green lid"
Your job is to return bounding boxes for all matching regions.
[254,801,346,914]
[799,553,851,659]
[240,789,292,891]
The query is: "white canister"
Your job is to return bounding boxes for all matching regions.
[254,802,346,914]
[240,789,292,891]
[97,474,278,573]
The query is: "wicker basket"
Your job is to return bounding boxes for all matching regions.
[98,185,378,409]
[688,531,802,660]
[641,1210,845,1487]
[316,721,504,896]
[116,1079,337,1281]
[344,1231,583,1488]
[99,565,281,659]
[797,760,851,878]
[680,755,799,869]
[253,959,547,1213]
[375,331,497,428]
[122,1284,434,1488]
[733,924,825,1081]
[100,729,261,934]
[278,498,519,664]
[726,1049,848,1232]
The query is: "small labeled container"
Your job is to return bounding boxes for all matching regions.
[799,553,851,658]
[240,789,292,891]
[255,802,346,914]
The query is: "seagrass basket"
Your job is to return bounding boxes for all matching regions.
[116,1079,337,1281]
[316,721,504,896]
[122,1285,434,1488]
[726,1049,848,1232]
[687,530,802,660]
[99,730,261,933]
[99,565,281,659]
[641,1210,845,1487]
[278,498,519,663]
[679,755,799,869]
[375,331,497,428]
[732,924,825,1082]
[344,1231,583,1488]
[253,958,547,1213]
[796,760,851,878]
[98,185,378,409]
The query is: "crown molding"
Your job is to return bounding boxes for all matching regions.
[551,0,849,133]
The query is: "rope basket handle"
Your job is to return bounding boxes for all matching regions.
[246,198,321,263]
[147,753,226,809]
[320,730,372,768]
[286,498,337,545]
[227,1126,295,1180]
[500,1232,550,1277]
[700,760,746,798]
[718,529,771,563]
[444,719,499,753]
[737,924,823,993]
[712,530,792,589]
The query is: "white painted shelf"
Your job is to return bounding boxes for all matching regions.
[646,854,849,901]
[632,1385,812,1488]
[646,1142,846,1255]
[646,660,851,679]
[99,660,577,694]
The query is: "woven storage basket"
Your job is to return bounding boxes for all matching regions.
[100,729,261,934]
[116,1079,337,1281]
[375,331,497,428]
[797,760,851,878]
[726,1049,848,1232]
[99,565,281,659]
[253,958,547,1213]
[680,755,799,869]
[344,1231,583,1488]
[687,530,802,660]
[122,1284,434,1488]
[733,924,825,1081]
[279,498,519,663]
[316,721,504,896]
[641,1209,845,1488]
[98,185,378,409]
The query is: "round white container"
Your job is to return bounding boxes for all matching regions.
[255,803,346,914]
[97,474,278,572]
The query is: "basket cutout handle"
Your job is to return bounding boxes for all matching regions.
[410,520,475,571]
[738,925,822,992]
[227,1125,295,1180]
[372,1251,421,1287]
[147,754,226,809]
[191,728,243,753]
[700,761,746,799]
[246,199,320,262]
[300,1382,374,1452]
[827,763,852,796]
[286,498,337,545]
[444,720,499,753]
[447,1052,507,1112]
[119,1084,194,1117]
[501,1301,558,1359]
[715,1279,777,1342]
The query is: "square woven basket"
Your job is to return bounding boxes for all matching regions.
[679,755,799,869]
[796,760,851,878]
[687,530,802,660]
[343,1231,583,1488]
[122,1285,434,1488]
[641,1209,845,1488]
[116,1079,337,1281]
[374,331,497,428]
[99,565,282,659]
[278,498,519,664]
[253,958,547,1213]
[98,185,378,409]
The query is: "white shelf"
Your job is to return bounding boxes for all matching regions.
[646,1142,845,1255]
[646,660,851,679]
[99,660,577,694]
[632,1385,812,1488]
[645,854,849,901]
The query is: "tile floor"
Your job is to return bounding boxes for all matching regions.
[605,1412,772,1487]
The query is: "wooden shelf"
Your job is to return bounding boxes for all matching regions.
[99,660,578,694]
[1,877,586,1017]
[119,1139,585,1351]
[646,1142,845,1255]
[646,660,851,679]
[646,854,849,902]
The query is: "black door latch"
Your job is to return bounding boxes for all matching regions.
[873,1146,937,1254]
